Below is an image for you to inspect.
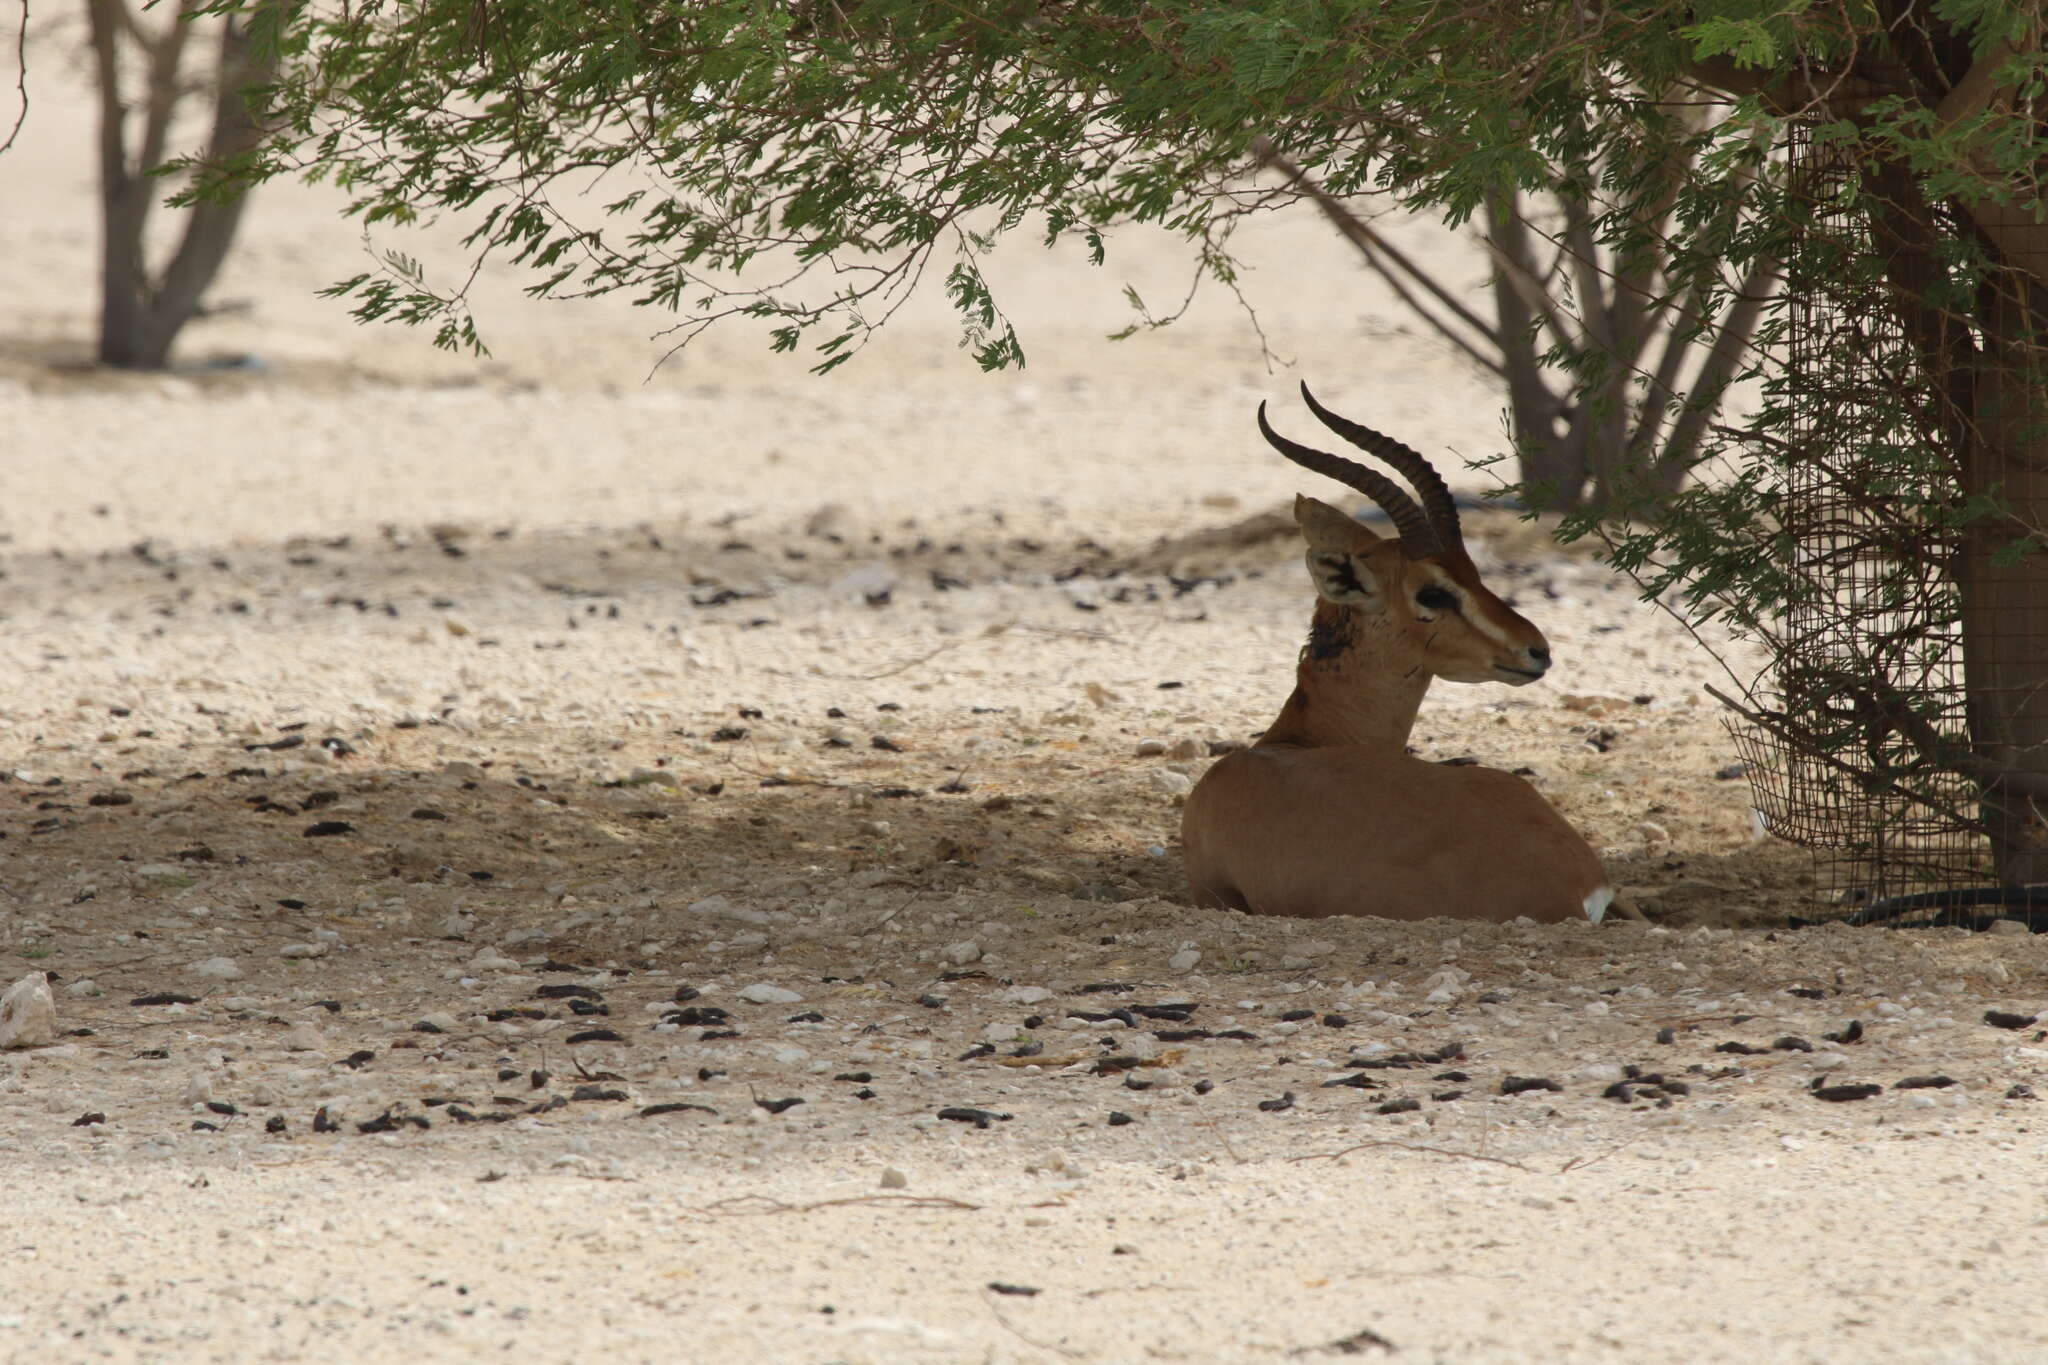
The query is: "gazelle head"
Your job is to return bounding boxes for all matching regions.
[1259,384,1551,687]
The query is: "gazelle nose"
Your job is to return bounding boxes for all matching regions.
[1525,644,1552,670]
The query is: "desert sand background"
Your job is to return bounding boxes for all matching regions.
[4,26,2048,1364]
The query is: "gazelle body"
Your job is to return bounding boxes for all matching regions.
[1181,386,1612,924]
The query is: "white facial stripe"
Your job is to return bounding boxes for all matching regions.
[1419,568,1513,647]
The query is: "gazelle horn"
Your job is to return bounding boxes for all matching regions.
[1298,382,1463,551]
[1256,401,1443,558]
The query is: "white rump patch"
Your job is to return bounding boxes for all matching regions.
[1583,887,1615,924]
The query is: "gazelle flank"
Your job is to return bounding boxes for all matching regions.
[1181,384,1613,924]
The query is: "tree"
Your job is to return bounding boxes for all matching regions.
[87,0,274,369]
[215,1,2048,884]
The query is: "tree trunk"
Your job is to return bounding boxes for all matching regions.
[86,0,266,370]
[1959,259,2048,884]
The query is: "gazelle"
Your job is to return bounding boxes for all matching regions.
[1181,385,1613,924]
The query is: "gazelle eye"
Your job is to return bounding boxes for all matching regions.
[1415,585,1457,612]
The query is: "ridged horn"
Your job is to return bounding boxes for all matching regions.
[1298,382,1463,549]
[1257,400,1442,557]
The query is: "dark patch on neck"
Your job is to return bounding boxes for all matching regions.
[1305,608,1357,663]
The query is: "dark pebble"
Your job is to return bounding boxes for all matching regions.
[854,1088,877,1100]
[413,1020,446,1034]
[1153,1029,1213,1042]
[1277,1009,1315,1022]
[192,1121,219,1132]
[302,821,354,838]
[265,1115,287,1134]
[1022,1015,1045,1029]
[1091,1057,1142,1076]
[1812,1083,1884,1103]
[567,999,610,1017]
[410,808,448,821]
[1773,1036,1815,1052]
[1321,1014,1350,1028]
[1501,1076,1563,1096]
[312,1106,340,1133]
[1433,1070,1470,1083]
[1107,1111,1134,1126]
[1714,1041,1769,1055]
[666,1007,731,1027]
[1128,1002,1198,1020]
[870,735,905,752]
[1786,986,1827,999]
[1214,1029,1259,1042]
[1256,1092,1296,1113]
[988,1283,1040,1297]
[357,1108,430,1133]
[1655,1027,1677,1045]
[937,1106,1011,1128]
[756,1097,805,1114]
[672,985,702,1003]
[1823,1020,1865,1044]
[834,1072,873,1083]
[2007,1084,2037,1100]
[788,1011,826,1024]
[565,1029,624,1044]
[72,1112,106,1127]
[1376,1097,1422,1115]
[311,1000,343,1013]
[536,984,604,1001]
[485,1008,545,1022]
[1430,1091,1466,1103]
[710,726,749,742]
[530,1069,551,1088]
[87,791,133,807]
[129,993,200,1007]
[205,1101,239,1116]
[1894,1075,1958,1089]
[1011,1042,1044,1058]
[1321,1073,1385,1090]
[640,1103,718,1118]
[958,1044,996,1061]
[1193,1079,1214,1095]
[916,995,947,1009]
[570,1085,630,1103]
[1984,1010,2038,1030]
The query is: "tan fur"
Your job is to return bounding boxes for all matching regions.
[1181,491,1608,923]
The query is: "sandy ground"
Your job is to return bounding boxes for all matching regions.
[6,37,2048,1365]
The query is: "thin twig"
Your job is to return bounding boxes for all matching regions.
[810,640,962,682]
[1288,1139,1532,1171]
[699,1193,981,1216]
[983,1290,1084,1360]
[1,0,25,157]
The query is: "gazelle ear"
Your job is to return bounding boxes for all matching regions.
[1294,496,1385,609]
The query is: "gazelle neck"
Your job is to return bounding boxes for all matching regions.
[1256,599,1430,754]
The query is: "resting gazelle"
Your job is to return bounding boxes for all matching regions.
[1181,386,1612,924]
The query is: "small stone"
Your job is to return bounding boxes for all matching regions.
[183,1073,214,1105]
[0,973,56,1049]
[944,940,983,966]
[188,956,244,981]
[1133,739,1168,757]
[279,942,327,960]
[281,1021,324,1052]
[879,1167,908,1189]
[1988,918,2032,936]
[738,983,803,1005]
[468,948,519,972]
[1148,769,1193,798]
[417,1011,460,1032]
[1000,985,1053,1005]
[63,979,101,998]
[1168,947,1201,971]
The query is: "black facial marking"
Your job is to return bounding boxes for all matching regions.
[1306,610,1357,663]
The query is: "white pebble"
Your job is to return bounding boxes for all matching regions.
[879,1167,908,1189]
[0,973,56,1049]
[1148,769,1194,798]
[738,983,803,1005]
[281,1021,325,1052]
[188,956,244,981]
[944,940,983,966]
[1000,986,1053,1005]
[1168,948,1201,971]
[279,942,327,960]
